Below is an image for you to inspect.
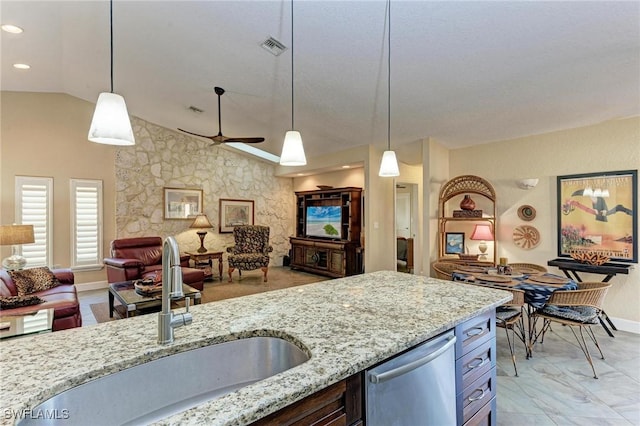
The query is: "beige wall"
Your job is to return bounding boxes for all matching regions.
[1,92,116,285]
[449,117,640,324]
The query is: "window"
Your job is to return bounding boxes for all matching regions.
[70,179,103,270]
[15,176,53,268]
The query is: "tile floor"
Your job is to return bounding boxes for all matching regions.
[78,284,640,425]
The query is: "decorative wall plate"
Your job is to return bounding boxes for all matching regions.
[517,205,536,221]
[513,225,540,249]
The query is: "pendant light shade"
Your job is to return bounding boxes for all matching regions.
[280,130,307,165]
[279,0,307,166]
[88,93,135,145]
[378,0,399,177]
[88,0,135,146]
[379,150,400,177]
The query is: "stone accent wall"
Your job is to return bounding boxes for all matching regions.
[115,117,294,267]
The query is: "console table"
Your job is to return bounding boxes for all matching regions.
[547,258,633,337]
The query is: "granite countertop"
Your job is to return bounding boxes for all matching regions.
[0,271,510,425]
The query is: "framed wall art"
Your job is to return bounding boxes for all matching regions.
[445,232,465,255]
[219,199,254,233]
[557,170,637,263]
[163,187,203,220]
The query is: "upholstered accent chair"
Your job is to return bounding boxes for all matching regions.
[227,226,273,283]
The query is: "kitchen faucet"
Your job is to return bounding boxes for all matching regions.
[158,236,192,344]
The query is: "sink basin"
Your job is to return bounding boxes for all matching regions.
[19,336,309,426]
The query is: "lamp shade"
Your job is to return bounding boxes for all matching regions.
[190,214,213,229]
[279,131,307,166]
[470,224,493,241]
[378,150,400,177]
[88,92,135,146]
[0,225,35,245]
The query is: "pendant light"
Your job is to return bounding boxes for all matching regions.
[279,0,307,166]
[378,0,400,177]
[88,0,135,146]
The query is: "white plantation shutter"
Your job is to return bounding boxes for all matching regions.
[15,176,53,267]
[71,179,103,269]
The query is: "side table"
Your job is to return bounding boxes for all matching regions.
[186,251,223,281]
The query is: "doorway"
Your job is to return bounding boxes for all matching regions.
[396,183,418,273]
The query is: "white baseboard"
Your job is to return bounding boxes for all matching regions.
[76,280,109,292]
[608,316,640,334]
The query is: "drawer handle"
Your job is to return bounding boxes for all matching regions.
[467,357,487,370]
[468,388,486,402]
[466,327,485,337]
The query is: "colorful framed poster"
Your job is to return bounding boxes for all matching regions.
[445,232,465,255]
[557,170,637,263]
[163,187,203,220]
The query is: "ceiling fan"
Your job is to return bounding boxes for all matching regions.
[178,86,265,145]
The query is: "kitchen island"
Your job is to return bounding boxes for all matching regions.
[0,271,509,425]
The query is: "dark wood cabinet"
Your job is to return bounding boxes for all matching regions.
[252,374,362,426]
[455,310,497,426]
[290,187,362,278]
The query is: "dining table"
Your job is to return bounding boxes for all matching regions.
[452,265,578,358]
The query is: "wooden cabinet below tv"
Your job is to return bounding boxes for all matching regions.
[290,237,360,278]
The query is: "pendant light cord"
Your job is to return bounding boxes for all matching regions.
[387,0,391,151]
[291,0,295,130]
[109,0,114,94]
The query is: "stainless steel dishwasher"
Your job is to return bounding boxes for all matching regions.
[365,330,457,426]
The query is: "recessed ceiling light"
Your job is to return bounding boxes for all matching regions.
[13,63,30,70]
[2,24,23,34]
[342,165,350,169]
[297,173,305,176]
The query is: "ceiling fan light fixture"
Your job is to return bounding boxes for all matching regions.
[88,92,135,145]
[379,150,400,177]
[280,130,307,166]
[88,0,135,146]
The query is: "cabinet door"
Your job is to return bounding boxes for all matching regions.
[292,245,305,266]
[306,248,329,269]
[328,250,345,275]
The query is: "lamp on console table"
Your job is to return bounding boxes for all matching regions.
[190,214,213,253]
[470,224,493,260]
[0,224,35,270]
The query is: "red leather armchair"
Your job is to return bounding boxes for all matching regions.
[104,237,205,291]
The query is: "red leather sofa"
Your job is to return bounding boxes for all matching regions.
[0,268,82,331]
[103,237,205,291]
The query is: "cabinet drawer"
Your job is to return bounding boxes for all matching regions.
[458,367,496,425]
[455,310,495,357]
[456,338,495,392]
[464,396,496,426]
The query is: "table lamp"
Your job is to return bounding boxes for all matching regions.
[470,224,493,260]
[190,214,213,253]
[0,224,35,270]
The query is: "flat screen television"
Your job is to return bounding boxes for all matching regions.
[306,205,342,239]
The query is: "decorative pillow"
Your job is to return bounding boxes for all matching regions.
[9,267,59,296]
[0,295,45,310]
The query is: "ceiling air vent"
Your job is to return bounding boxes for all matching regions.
[261,36,287,56]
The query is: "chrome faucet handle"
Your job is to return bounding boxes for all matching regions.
[184,296,190,313]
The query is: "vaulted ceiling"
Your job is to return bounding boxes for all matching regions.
[2,1,639,161]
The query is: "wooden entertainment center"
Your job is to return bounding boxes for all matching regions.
[290,187,363,278]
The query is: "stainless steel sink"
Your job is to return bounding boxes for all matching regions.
[19,337,309,426]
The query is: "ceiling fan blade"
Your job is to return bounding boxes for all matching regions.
[221,137,265,144]
[177,128,216,140]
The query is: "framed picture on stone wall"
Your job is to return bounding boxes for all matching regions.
[219,199,254,233]
[163,187,203,220]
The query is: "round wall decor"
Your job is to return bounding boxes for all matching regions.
[517,205,536,221]
[513,225,540,249]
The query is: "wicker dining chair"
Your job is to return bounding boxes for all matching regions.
[509,263,548,274]
[432,262,459,280]
[530,281,611,378]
